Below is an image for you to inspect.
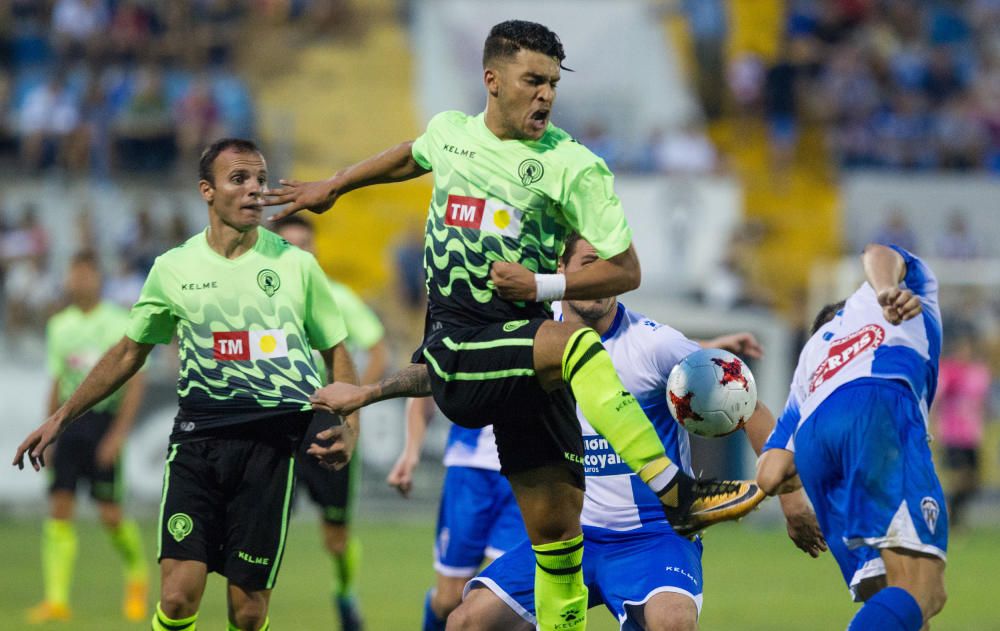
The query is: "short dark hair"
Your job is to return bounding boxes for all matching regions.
[561,232,583,265]
[810,300,846,334]
[198,138,261,184]
[271,214,314,234]
[70,249,100,268]
[483,20,568,70]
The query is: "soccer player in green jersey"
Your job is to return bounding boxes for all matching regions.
[266,21,764,630]
[15,138,359,631]
[274,215,389,631]
[27,250,149,624]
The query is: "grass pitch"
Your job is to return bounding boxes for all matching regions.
[0,517,996,630]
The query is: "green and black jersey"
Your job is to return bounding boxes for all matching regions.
[48,302,131,414]
[126,228,347,440]
[411,110,633,329]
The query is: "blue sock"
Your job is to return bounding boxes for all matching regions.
[423,589,446,631]
[848,586,923,631]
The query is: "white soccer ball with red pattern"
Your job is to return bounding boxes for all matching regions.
[666,348,757,438]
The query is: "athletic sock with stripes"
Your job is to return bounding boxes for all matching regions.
[108,518,148,582]
[562,328,679,494]
[151,603,197,630]
[533,534,587,631]
[41,519,77,607]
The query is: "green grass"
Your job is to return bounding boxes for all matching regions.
[1,517,997,630]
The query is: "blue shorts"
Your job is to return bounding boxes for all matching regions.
[467,522,703,630]
[435,466,527,577]
[795,379,948,599]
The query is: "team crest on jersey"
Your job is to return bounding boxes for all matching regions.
[921,497,940,534]
[444,194,523,238]
[167,513,193,542]
[518,158,544,186]
[808,324,885,393]
[503,320,529,332]
[257,269,280,296]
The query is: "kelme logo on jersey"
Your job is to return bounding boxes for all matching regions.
[518,158,544,186]
[167,513,193,542]
[503,320,529,332]
[808,324,885,393]
[444,194,522,238]
[213,329,289,361]
[257,269,280,297]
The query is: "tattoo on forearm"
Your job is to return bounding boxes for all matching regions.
[374,364,431,400]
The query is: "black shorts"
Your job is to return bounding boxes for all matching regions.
[417,318,583,488]
[943,446,979,471]
[296,413,360,525]
[49,410,122,503]
[157,414,309,591]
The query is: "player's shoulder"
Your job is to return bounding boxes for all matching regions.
[258,228,314,264]
[97,300,130,320]
[538,123,604,167]
[47,305,76,330]
[620,306,687,345]
[425,110,474,133]
[152,230,203,267]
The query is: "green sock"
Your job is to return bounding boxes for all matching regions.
[41,519,77,606]
[152,602,197,630]
[332,536,362,598]
[108,518,148,582]
[562,328,678,491]
[227,618,269,631]
[533,534,587,631]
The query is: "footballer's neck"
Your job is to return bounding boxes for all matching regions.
[206,220,259,260]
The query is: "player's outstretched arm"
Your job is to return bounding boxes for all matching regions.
[310,362,432,416]
[13,336,154,471]
[264,141,430,221]
[387,397,436,497]
[862,243,921,325]
[491,243,641,302]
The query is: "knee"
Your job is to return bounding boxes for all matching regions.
[648,614,698,631]
[159,587,199,619]
[434,582,466,619]
[98,506,122,530]
[323,525,348,556]
[445,603,478,631]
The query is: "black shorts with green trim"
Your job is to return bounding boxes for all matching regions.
[157,414,309,591]
[49,410,123,503]
[296,413,360,525]
[418,318,584,488]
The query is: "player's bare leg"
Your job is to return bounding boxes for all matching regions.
[533,320,764,534]
[882,548,947,629]
[155,559,206,630]
[430,573,471,623]
[227,583,272,630]
[508,464,586,631]
[446,582,535,631]
[633,592,699,631]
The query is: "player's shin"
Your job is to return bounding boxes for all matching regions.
[108,518,148,581]
[41,519,77,607]
[562,328,678,492]
[533,534,587,631]
[152,603,197,630]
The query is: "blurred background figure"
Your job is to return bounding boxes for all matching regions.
[933,331,992,532]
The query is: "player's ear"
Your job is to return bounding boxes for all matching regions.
[199,179,214,203]
[484,67,500,98]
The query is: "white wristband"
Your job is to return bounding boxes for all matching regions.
[534,273,566,302]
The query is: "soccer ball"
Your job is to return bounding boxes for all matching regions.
[666,348,757,438]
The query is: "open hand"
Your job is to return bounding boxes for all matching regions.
[264,178,340,221]
[780,491,827,558]
[13,416,65,471]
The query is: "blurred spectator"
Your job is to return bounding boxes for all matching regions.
[175,75,221,165]
[935,95,988,170]
[701,220,773,310]
[932,332,992,531]
[684,0,727,120]
[113,68,176,172]
[936,211,979,260]
[4,253,58,339]
[109,0,161,62]
[17,73,82,172]
[727,53,765,114]
[871,208,919,252]
[51,0,110,59]
[167,205,191,247]
[577,122,622,171]
[639,123,717,175]
[118,203,163,274]
[103,256,146,308]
